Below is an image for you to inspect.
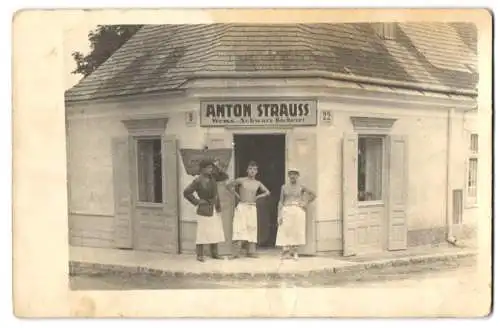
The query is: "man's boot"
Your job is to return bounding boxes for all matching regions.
[280,246,290,260]
[210,243,223,260]
[291,246,299,261]
[196,244,205,262]
[232,240,243,258]
[247,242,259,258]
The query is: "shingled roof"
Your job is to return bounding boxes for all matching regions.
[65,23,478,102]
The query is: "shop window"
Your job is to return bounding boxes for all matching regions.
[137,138,163,203]
[358,136,384,202]
[466,133,478,205]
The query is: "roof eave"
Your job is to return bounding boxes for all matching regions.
[187,70,478,97]
[64,69,478,103]
[64,89,187,105]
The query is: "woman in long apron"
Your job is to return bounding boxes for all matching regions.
[275,168,317,261]
[183,159,226,262]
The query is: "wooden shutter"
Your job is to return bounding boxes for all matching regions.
[207,133,234,256]
[162,135,180,253]
[288,132,317,255]
[342,133,359,256]
[387,135,409,250]
[111,137,133,249]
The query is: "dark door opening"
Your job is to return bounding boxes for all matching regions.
[234,134,286,248]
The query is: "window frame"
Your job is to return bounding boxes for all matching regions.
[349,116,397,207]
[465,132,479,207]
[357,134,387,206]
[135,136,164,205]
[121,116,169,206]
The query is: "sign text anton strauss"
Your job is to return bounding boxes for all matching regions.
[200,100,318,127]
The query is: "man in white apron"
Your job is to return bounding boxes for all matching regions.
[276,167,317,261]
[226,161,271,258]
[183,159,226,262]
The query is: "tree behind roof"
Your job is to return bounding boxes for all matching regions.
[71,25,143,78]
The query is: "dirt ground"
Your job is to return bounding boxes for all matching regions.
[70,256,479,290]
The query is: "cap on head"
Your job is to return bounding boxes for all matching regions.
[247,160,258,168]
[288,167,300,174]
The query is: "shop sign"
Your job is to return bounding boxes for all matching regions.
[200,99,317,127]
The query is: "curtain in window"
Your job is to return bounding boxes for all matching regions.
[364,138,383,201]
[138,141,156,202]
[468,158,478,199]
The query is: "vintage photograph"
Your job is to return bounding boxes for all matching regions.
[64,21,483,293]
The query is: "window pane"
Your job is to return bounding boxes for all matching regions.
[468,158,478,199]
[137,139,163,203]
[358,136,383,201]
[470,134,478,153]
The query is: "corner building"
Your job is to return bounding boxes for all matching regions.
[65,23,479,256]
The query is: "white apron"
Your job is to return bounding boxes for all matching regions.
[276,205,306,246]
[195,210,225,245]
[232,202,258,243]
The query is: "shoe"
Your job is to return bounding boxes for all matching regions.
[210,244,223,260]
[232,241,243,258]
[196,245,205,262]
[247,242,258,258]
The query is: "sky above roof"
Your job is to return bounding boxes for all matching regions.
[64,23,96,90]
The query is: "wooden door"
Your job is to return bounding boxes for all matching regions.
[342,133,359,256]
[343,133,391,256]
[288,131,317,255]
[207,133,234,256]
[132,135,180,253]
[162,135,180,253]
[111,136,134,249]
[387,135,409,250]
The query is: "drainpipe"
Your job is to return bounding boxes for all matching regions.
[446,108,458,245]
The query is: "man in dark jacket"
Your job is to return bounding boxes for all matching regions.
[183,159,226,262]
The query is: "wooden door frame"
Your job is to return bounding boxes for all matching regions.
[226,127,293,177]
[227,127,319,254]
[226,127,292,182]
[350,133,390,254]
[120,116,172,251]
[227,127,300,250]
[230,129,289,248]
[382,134,391,251]
[349,116,398,254]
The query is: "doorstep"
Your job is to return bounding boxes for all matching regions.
[69,244,477,279]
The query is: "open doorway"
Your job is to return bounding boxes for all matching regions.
[233,134,286,248]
